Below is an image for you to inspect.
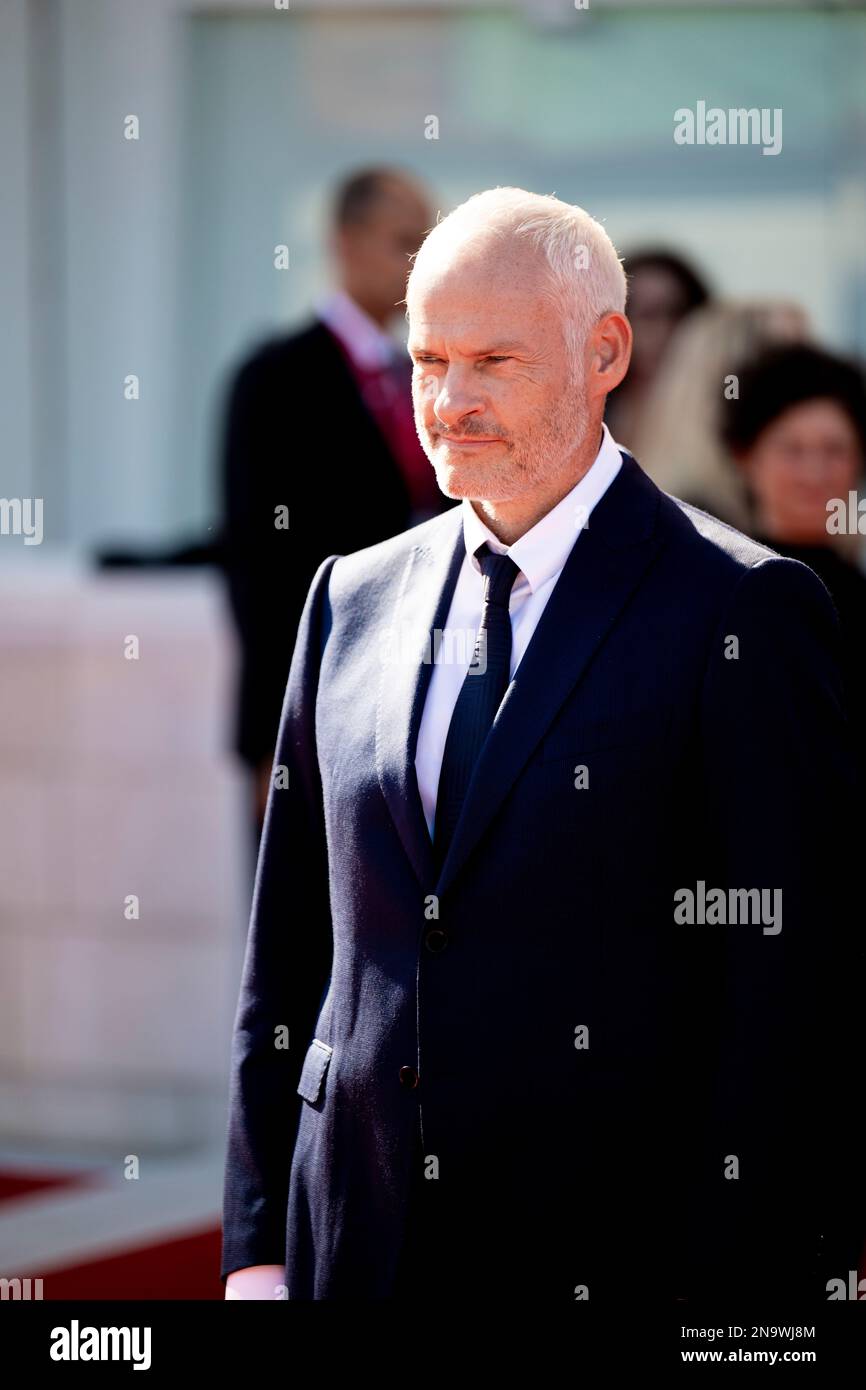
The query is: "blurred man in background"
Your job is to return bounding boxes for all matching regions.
[220,167,452,830]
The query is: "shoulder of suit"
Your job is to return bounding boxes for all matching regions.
[658,487,780,571]
[327,506,462,598]
[611,459,835,619]
[654,487,844,621]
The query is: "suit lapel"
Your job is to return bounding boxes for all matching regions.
[375,508,465,887]
[434,453,666,897]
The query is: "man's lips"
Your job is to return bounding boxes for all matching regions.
[435,435,504,447]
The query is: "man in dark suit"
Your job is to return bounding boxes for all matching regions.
[221,188,864,1303]
[220,167,451,827]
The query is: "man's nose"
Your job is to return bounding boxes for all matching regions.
[432,368,484,428]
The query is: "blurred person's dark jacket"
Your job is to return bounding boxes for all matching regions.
[753,534,866,786]
[221,315,451,771]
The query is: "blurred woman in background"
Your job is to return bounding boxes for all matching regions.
[721,342,866,780]
[629,299,810,529]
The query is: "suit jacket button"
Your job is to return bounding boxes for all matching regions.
[424,928,449,953]
[399,1066,419,1089]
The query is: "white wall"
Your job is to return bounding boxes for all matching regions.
[0,565,247,1150]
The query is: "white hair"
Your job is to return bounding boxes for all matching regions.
[407,186,627,377]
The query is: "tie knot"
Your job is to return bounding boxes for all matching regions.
[476,543,521,607]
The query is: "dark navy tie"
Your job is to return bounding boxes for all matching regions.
[433,542,521,863]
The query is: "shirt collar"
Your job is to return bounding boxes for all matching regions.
[461,422,624,593]
[315,288,397,371]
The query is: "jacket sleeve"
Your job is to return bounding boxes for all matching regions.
[691,554,865,1298]
[220,552,339,1282]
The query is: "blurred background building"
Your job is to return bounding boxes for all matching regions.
[1,0,864,1297]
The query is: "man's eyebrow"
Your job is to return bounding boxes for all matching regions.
[407,341,528,356]
[474,342,527,355]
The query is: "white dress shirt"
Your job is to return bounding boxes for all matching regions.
[315,287,401,370]
[414,422,625,838]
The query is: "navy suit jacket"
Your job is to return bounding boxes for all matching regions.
[221,450,865,1301]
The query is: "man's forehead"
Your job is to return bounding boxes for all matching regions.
[407,312,529,350]
[407,291,555,353]
[408,271,548,339]
[410,235,546,296]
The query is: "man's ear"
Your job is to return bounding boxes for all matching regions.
[589,312,632,399]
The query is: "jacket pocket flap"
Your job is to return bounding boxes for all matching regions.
[297,1038,333,1104]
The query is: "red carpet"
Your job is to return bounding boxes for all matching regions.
[0,1169,101,1203]
[0,1162,224,1300]
[42,1225,224,1301]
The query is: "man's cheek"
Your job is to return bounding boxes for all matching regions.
[415,373,439,406]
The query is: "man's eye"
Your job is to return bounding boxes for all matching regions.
[415,355,442,365]
[483,356,510,364]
